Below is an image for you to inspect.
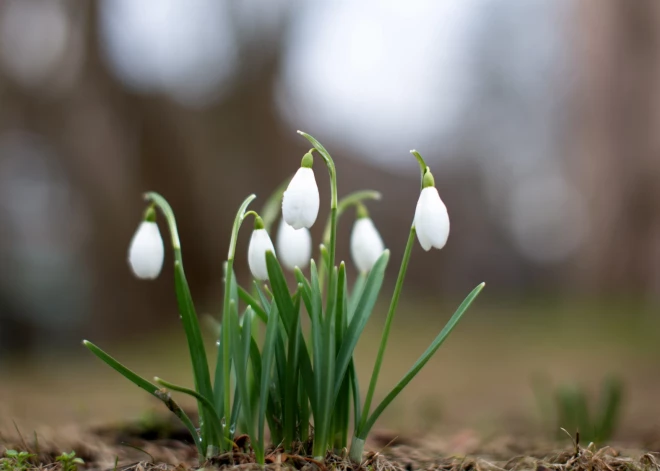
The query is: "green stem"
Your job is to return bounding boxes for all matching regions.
[144,192,216,451]
[297,132,338,276]
[357,225,416,434]
[349,436,366,463]
[154,377,225,456]
[216,194,257,450]
[222,259,233,448]
[322,190,381,246]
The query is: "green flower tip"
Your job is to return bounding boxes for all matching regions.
[422,169,435,189]
[356,202,370,220]
[144,205,157,222]
[254,215,265,230]
[301,150,314,168]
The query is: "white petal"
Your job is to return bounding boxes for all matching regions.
[128,221,164,279]
[282,167,320,229]
[276,219,312,271]
[248,229,276,281]
[414,187,450,251]
[350,218,385,272]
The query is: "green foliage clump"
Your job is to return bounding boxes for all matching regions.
[1,450,34,471]
[83,132,484,464]
[535,375,624,444]
[55,452,84,471]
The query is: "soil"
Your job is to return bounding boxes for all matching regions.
[1,417,659,471]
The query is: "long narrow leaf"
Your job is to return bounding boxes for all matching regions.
[348,273,367,322]
[257,298,280,463]
[333,251,390,400]
[361,282,485,436]
[173,260,216,448]
[154,376,225,447]
[231,307,255,440]
[238,285,268,323]
[266,251,296,335]
[83,340,203,457]
[283,289,302,448]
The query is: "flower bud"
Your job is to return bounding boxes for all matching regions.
[248,216,276,280]
[276,219,312,271]
[350,206,385,273]
[413,170,450,251]
[282,152,320,229]
[128,208,164,279]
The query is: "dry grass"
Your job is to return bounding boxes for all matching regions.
[1,423,660,471]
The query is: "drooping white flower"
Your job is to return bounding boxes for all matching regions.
[413,172,450,251]
[276,219,312,271]
[282,153,320,229]
[350,215,385,273]
[248,220,276,281]
[128,220,164,279]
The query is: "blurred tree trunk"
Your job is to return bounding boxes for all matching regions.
[572,0,660,300]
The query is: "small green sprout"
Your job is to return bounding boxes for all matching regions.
[55,452,84,471]
[1,450,35,471]
[534,375,624,444]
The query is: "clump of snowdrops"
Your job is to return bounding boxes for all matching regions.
[84,132,485,464]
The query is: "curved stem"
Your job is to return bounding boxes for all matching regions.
[143,192,216,451]
[144,192,181,250]
[356,225,416,435]
[260,177,291,231]
[298,132,338,276]
[322,190,381,246]
[410,150,428,182]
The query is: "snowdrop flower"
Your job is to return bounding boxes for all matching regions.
[414,170,450,251]
[350,205,385,273]
[276,218,312,271]
[128,207,164,279]
[282,152,320,229]
[248,216,276,281]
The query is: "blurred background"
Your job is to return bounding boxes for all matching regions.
[0,0,659,445]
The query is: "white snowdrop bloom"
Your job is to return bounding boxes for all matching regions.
[276,219,312,271]
[414,172,450,251]
[282,153,320,229]
[248,224,276,281]
[128,220,164,279]
[350,216,385,273]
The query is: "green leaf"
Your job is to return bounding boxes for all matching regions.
[173,260,216,448]
[231,307,255,441]
[333,251,390,400]
[256,298,280,464]
[348,272,367,323]
[238,285,268,323]
[266,251,296,335]
[154,376,224,447]
[83,340,203,457]
[144,192,216,451]
[283,289,303,448]
[360,282,485,437]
